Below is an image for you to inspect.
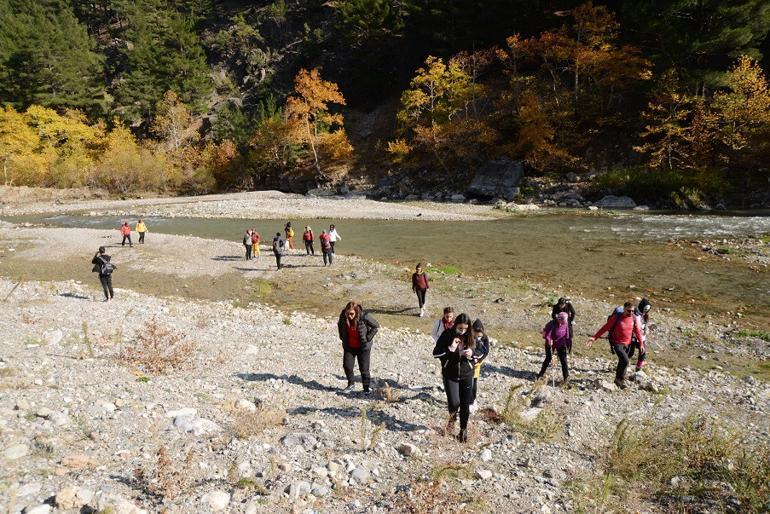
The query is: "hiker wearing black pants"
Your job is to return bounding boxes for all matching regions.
[551,297,576,339]
[319,230,332,266]
[538,312,571,384]
[303,226,315,255]
[412,263,429,317]
[91,246,115,301]
[587,301,645,388]
[338,301,379,393]
[272,232,285,269]
[243,230,252,260]
[627,298,652,372]
[433,313,484,442]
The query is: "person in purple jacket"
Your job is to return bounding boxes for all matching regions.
[537,312,571,385]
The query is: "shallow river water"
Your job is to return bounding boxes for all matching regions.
[8,211,769,323]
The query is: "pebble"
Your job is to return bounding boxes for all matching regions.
[480,448,493,462]
[235,399,257,412]
[202,490,230,511]
[397,443,421,458]
[351,467,370,485]
[476,468,493,480]
[23,505,51,514]
[286,481,312,500]
[4,443,29,460]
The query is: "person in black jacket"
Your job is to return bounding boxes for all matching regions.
[551,297,576,340]
[338,301,379,393]
[91,246,115,301]
[432,313,484,442]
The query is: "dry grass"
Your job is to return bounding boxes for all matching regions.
[570,414,770,513]
[392,479,473,513]
[498,383,562,442]
[133,445,197,502]
[376,381,400,403]
[227,404,286,440]
[358,407,384,451]
[118,319,196,374]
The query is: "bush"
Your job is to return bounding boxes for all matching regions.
[571,414,770,512]
[118,319,196,374]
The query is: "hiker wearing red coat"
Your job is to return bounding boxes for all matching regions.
[119,221,132,247]
[587,301,645,389]
[412,263,430,317]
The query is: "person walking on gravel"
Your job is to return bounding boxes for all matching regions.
[135,219,148,244]
[243,229,253,260]
[627,298,652,372]
[329,224,341,255]
[586,301,645,389]
[433,313,484,442]
[251,229,261,258]
[119,221,132,247]
[538,312,571,385]
[551,297,576,339]
[303,226,315,255]
[272,232,286,270]
[412,263,430,317]
[338,301,379,393]
[431,307,455,342]
[285,222,295,251]
[91,246,116,301]
[470,319,490,411]
[319,230,333,266]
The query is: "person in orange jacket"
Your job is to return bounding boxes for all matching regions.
[119,221,132,247]
[586,301,645,389]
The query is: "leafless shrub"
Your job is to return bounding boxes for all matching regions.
[119,319,196,374]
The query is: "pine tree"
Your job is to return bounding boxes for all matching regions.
[116,0,212,122]
[0,0,104,112]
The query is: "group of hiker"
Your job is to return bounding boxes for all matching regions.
[89,219,148,301]
[117,219,148,247]
[338,294,651,443]
[243,222,342,269]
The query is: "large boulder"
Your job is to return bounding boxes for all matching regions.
[466,158,524,201]
[594,195,637,209]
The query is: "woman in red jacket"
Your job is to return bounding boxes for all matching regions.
[411,263,430,317]
[586,301,645,389]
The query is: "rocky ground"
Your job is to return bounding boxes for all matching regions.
[0,190,497,221]
[1,225,769,513]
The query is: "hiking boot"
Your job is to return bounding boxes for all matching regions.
[457,428,468,443]
[614,378,627,389]
[363,386,371,394]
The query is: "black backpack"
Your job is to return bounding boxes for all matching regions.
[97,256,116,275]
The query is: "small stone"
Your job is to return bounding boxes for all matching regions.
[278,462,292,472]
[49,412,69,427]
[311,465,328,478]
[281,432,316,449]
[17,483,42,497]
[397,443,421,458]
[36,407,53,418]
[327,461,340,474]
[311,484,330,497]
[166,407,197,418]
[14,399,30,411]
[476,469,493,480]
[598,380,615,392]
[519,407,542,422]
[286,481,312,500]
[61,453,94,469]
[202,490,230,511]
[480,449,493,462]
[23,505,50,514]
[42,329,63,346]
[350,467,370,485]
[235,399,257,412]
[4,443,29,460]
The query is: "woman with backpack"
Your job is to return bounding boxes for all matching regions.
[431,307,455,342]
[91,246,115,301]
[433,313,484,442]
[411,263,430,317]
[272,232,285,269]
[319,230,332,266]
[551,297,576,339]
[586,301,645,389]
[538,312,571,385]
[627,298,652,372]
[338,301,379,393]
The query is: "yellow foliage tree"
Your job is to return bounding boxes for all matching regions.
[285,68,352,175]
[0,106,50,186]
[152,91,198,151]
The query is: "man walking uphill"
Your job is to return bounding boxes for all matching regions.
[586,301,645,389]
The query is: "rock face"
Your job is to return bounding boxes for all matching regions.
[466,158,524,201]
[594,195,637,209]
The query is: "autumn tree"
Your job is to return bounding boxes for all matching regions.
[0,106,49,186]
[285,68,352,177]
[152,91,198,151]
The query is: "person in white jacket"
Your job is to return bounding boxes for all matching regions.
[431,307,455,342]
[329,224,341,255]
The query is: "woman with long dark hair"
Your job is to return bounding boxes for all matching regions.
[338,301,379,393]
[432,313,484,442]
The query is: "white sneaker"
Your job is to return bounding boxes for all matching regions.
[419,308,425,317]
[469,402,478,413]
